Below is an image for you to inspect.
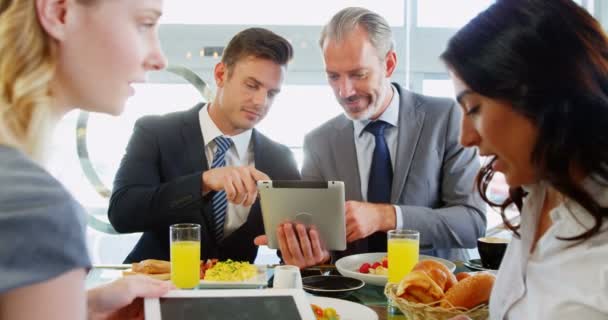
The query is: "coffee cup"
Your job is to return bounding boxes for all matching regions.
[273,265,303,289]
[477,237,509,269]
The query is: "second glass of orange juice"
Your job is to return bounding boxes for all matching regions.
[170,223,201,289]
[387,229,419,283]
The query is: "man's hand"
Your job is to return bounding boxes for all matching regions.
[202,165,270,206]
[345,200,396,242]
[254,223,330,269]
[87,275,172,320]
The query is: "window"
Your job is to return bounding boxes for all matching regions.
[161,0,404,26]
[422,78,516,232]
[416,0,493,28]
[48,84,203,206]
[422,79,455,98]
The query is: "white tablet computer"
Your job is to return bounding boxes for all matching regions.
[144,289,315,320]
[257,180,346,250]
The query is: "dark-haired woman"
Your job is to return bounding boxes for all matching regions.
[442,0,608,319]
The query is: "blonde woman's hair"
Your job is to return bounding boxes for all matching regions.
[0,0,58,161]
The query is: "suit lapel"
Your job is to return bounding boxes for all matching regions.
[181,103,209,172]
[334,119,363,201]
[391,84,425,202]
[252,130,270,175]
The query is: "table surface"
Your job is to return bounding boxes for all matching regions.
[86,261,469,320]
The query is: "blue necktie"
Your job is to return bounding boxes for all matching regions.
[365,120,392,252]
[210,136,233,242]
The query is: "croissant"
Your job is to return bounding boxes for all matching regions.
[396,270,445,304]
[413,259,458,292]
[131,259,171,274]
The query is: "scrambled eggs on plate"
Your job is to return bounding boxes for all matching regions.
[204,260,258,281]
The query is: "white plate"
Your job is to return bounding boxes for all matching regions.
[335,252,456,286]
[308,296,378,320]
[199,265,268,289]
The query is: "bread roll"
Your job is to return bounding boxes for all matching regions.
[413,260,458,291]
[455,272,471,282]
[440,272,495,309]
[396,270,445,304]
[131,259,171,274]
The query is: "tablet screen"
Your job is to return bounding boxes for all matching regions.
[160,296,303,320]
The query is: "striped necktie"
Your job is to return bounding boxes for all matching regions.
[210,136,233,242]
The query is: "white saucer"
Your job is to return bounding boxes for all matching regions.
[463,259,497,272]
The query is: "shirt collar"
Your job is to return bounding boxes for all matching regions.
[526,180,604,237]
[353,84,399,137]
[199,104,252,159]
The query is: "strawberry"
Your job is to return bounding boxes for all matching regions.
[371,262,381,269]
[382,259,388,268]
[359,262,371,273]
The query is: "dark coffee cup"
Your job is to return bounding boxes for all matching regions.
[477,237,509,269]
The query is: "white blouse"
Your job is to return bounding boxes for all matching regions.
[489,181,608,320]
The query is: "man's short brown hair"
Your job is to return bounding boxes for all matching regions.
[222,28,293,73]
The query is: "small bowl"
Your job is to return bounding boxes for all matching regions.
[302,275,365,298]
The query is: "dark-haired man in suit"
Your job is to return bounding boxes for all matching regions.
[109,28,300,263]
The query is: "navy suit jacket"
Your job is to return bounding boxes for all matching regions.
[108,103,300,263]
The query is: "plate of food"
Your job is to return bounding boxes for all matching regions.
[122,259,268,288]
[199,259,268,289]
[309,296,378,320]
[335,252,456,286]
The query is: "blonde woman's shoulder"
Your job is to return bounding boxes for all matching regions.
[0,145,72,206]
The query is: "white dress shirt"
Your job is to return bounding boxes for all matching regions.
[199,105,254,238]
[489,180,608,319]
[352,84,404,228]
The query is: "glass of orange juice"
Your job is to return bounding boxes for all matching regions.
[170,223,201,289]
[387,229,419,284]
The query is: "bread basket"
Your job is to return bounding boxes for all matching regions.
[384,283,489,320]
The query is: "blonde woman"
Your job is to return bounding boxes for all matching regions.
[0,0,169,319]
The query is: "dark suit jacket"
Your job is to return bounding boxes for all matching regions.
[302,83,486,261]
[108,103,301,263]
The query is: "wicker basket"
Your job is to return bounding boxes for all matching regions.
[384,283,489,320]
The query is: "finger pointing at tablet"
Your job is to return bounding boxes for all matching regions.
[202,166,270,206]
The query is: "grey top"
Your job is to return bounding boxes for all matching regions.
[0,145,91,293]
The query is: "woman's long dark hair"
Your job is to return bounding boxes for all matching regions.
[441,0,608,241]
